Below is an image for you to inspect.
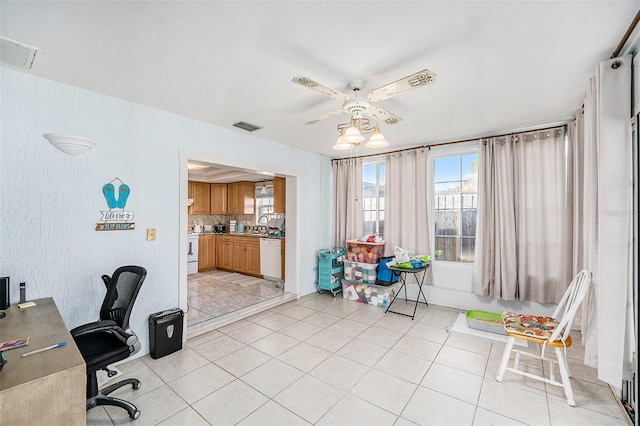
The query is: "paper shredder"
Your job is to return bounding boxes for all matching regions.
[148,308,184,359]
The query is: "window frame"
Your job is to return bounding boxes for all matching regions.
[427,142,479,264]
[362,157,386,238]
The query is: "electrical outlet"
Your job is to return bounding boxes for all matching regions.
[146,228,156,241]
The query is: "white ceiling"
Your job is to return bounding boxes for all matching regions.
[1,1,638,162]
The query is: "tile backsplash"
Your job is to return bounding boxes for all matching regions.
[189,214,255,228]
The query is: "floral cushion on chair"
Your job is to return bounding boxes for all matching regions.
[502,312,559,339]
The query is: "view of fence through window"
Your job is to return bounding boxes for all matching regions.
[363,162,385,237]
[361,153,477,262]
[434,153,478,262]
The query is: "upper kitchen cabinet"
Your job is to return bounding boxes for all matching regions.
[210,183,228,214]
[273,176,286,214]
[189,181,211,215]
[227,182,255,215]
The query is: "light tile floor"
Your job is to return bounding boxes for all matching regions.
[187,270,285,333]
[88,293,629,426]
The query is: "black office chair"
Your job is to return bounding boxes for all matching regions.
[71,265,147,420]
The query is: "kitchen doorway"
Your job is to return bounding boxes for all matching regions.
[187,270,291,336]
[179,154,298,338]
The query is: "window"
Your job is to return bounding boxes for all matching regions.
[362,161,385,237]
[433,153,478,262]
[255,182,274,224]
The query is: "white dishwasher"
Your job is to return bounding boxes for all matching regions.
[260,238,282,282]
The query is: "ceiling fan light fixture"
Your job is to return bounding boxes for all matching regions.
[365,127,389,148]
[333,130,354,150]
[342,125,365,144]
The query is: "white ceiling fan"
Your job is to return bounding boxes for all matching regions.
[291,69,437,126]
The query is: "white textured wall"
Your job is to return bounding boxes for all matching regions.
[0,67,331,354]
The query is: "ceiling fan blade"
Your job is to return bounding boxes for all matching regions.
[367,106,402,125]
[366,69,437,102]
[292,76,349,102]
[305,109,344,125]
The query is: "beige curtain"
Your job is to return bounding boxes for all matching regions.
[385,149,432,283]
[573,56,635,388]
[473,128,571,303]
[592,56,633,387]
[572,77,600,369]
[333,158,363,247]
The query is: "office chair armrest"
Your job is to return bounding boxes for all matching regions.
[70,320,133,345]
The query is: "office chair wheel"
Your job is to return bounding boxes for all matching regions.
[132,382,141,390]
[131,409,141,420]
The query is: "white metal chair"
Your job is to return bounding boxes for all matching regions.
[495,270,592,406]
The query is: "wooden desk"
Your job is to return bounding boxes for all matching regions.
[0,298,86,425]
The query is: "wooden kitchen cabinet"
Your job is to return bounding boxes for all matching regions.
[198,234,216,271]
[227,182,255,214]
[217,235,234,270]
[189,181,211,215]
[210,183,228,214]
[231,236,261,276]
[273,176,286,214]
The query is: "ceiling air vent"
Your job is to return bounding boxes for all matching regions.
[233,121,262,132]
[0,36,37,69]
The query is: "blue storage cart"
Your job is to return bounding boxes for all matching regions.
[317,247,345,296]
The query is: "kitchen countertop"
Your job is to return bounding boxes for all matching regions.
[188,232,285,239]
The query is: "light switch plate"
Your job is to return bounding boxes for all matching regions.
[146,228,156,241]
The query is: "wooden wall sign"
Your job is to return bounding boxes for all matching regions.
[96,177,135,231]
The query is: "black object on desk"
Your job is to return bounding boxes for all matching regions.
[385,264,430,320]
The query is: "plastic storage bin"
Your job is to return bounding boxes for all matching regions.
[149,308,184,359]
[343,260,378,284]
[346,239,386,264]
[465,310,505,335]
[342,280,400,307]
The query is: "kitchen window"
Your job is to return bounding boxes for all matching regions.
[362,160,385,237]
[433,151,478,262]
[255,183,274,224]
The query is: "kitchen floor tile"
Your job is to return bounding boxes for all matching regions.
[105,292,626,426]
[214,345,272,377]
[273,375,345,424]
[421,362,483,405]
[167,363,235,404]
[277,342,333,372]
[309,354,370,391]
[241,358,304,397]
[191,334,246,362]
[279,320,323,341]
[478,378,550,425]
[236,400,311,426]
[351,369,418,415]
[317,393,398,426]
[374,349,431,384]
[433,345,488,377]
[251,332,299,357]
[402,386,476,426]
[337,338,389,367]
[192,380,268,425]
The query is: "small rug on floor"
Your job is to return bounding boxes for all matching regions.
[449,312,526,347]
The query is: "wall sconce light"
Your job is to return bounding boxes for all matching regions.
[43,134,96,155]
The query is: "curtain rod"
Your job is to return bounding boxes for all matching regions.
[611,9,640,58]
[332,123,567,162]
